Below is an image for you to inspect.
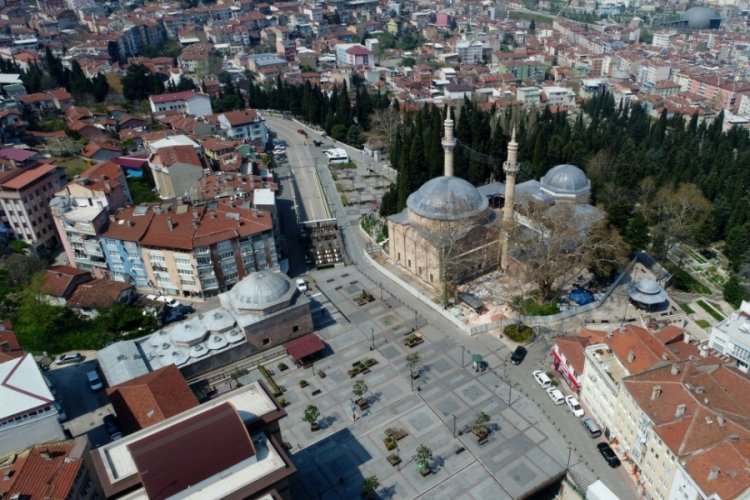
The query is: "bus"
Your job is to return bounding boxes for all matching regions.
[323,148,349,164]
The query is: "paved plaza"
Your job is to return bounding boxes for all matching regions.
[240,267,570,499]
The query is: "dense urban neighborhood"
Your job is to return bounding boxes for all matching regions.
[1,0,750,498]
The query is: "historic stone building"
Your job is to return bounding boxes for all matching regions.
[387,111,503,296]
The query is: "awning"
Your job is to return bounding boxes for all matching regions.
[472,354,483,363]
[285,333,326,362]
[458,292,484,312]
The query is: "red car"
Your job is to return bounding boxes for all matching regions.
[297,128,307,135]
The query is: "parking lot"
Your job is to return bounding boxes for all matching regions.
[44,353,115,448]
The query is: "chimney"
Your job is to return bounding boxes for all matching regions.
[675,404,686,418]
[104,179,111,191]
[683,332,691,344]
[717,413,725,427]
[671,363,680,375]
[167,217,174,231]
[627,350,636,363]
[708,466,720,482]
[729,434,739,443]
[127,220,133,227]
[651,385,662,400]
[700,345,709,358]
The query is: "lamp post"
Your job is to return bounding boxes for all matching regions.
[370,327,375,351]
[461,346,465,368]
[452,414,457,438]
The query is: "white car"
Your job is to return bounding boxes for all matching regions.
[565,395,585,417]
[547,387,565,405]
[156,296,181,307]
[296,278,308,293]
[533,370,552,389]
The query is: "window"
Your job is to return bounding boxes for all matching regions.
[263,338,270,345]
[293,325,299,333]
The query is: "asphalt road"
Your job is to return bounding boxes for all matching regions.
[267,116,331,222]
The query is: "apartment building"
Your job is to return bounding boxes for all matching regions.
[50,161,131,276]
[103,203,277,298]
[148,90,213,118]
[0,162,67,253]
[708,300,750,373]
[149,145,204,200]
[217,109,268,143]
[618,360,750,499]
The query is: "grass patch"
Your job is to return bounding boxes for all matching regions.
[679,303,695,314]
[503,323,535,344]
[696,319,710,328]
[58,157,90,180]
[666,264,711,294]
[517,297,560,316]
[697,300,724,321]
[127,176,159,203]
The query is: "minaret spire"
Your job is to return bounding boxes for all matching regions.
[442,107,456,177]
[501,127,519,271]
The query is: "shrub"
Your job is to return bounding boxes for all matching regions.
[299,379,309,388]
[503,323,535,343]
[278,362,289,372]
[258,364,282,397]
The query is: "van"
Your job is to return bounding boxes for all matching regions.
[581,416,602,438]
[87,370,103,392]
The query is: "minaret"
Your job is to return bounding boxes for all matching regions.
[442,108,456,177]
[501,128,519,270]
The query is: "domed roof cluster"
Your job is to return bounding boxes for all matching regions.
[682,7,721,29]
[540,164,591,198]
[629,278,669,306]
[407,176,488,221]
[229,271,291,308]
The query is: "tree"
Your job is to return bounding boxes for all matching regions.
[368,105,401,152]
[472,411,491,437]
[1,253,45,290]
[510,203,629,302]
[361,476,379,499]
[122,64,165,101]
[413,444,432,472]
[352,378,368,400]
[643,183,712,256]
[303,405,320,430]
[723,275,749,308]
[406,352,420,378]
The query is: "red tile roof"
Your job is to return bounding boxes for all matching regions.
[153,144,202,168]
[0,163,59,190]
[606,324,678,374]
[220,109,258,127]
[103,205,155,242]
[285,333,325,362]
[66,279,133,309]
[149,90,207,104]
[555,329,605,374]
[0,319,23,362]
[0,440,83,499]
[40,265,92,298]
[77,160,126,193]
[107,365,198,433]
[130,402,255,499]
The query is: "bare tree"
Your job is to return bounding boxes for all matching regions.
[641,183,712,255]
[367,105,401,152]
[508,202,629,302]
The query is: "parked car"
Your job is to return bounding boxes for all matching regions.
[296,278,308,292]
[56,352,85,365]
[86,370,103,391]
[169,304,194,315]
[156,296,181,307]
[533,370,552,389]
[297,128,307,135]
[597,443,621,468]
[510,346,527,365]
[565,395,585,417]
[581,416,602,438]
[546,387,565,405]
[162,311,186,325]
[103,414,120,436]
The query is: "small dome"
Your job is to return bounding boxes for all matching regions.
[541,164,591,197]
[682,7,721,29]
[229,271,291,308]
[635,278,661,294]
[407,176,488,221]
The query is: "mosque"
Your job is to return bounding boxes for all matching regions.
[387,110,601,297]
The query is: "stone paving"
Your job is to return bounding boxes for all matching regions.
[240,266,570,499]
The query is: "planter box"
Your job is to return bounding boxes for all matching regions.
[356,398,370,410]
[311,423,319,432]
[387,454,401,467]
[384,437,396,450]
[419,466,431,477]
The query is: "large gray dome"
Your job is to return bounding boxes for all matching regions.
[229,271,291,308]
[540,164,591,197]
[407,176,488,221]
[682,7,721,29]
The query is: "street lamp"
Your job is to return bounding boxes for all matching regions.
[370,327,375,351]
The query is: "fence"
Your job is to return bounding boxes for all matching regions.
[362,247,646,336]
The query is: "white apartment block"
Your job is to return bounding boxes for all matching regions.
[708,300,750,373]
